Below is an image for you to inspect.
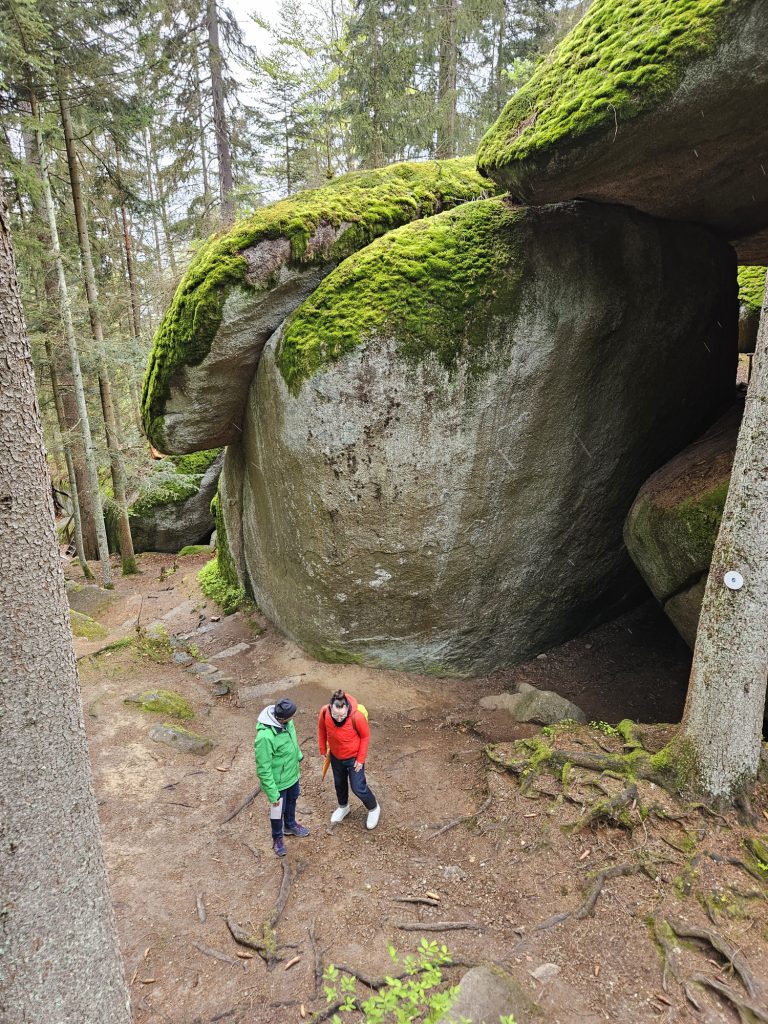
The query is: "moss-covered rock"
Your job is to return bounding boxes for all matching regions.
[124,689,194,719]
[126,449,224,553]
[148,723,213,754]
[738,265,766,353]
[477,0,768,262]
[624,402,741,647]
[235,198,735,674]
[69,609,109,640]
[198,555,248,615]
[142,158,497,454]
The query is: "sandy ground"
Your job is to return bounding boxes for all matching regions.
[69,552,768,1024]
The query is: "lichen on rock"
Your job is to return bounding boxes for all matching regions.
[124,689,194,720]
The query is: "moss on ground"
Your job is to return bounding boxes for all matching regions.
[277,198,523,391]
[124,689,194,720]
[142,158,497,440]
[70,609,109,640]
[130,449,221,518]
[477,0,731,175]
[198,555,248,615]
[178,544,212,556]
[738,265,767,315]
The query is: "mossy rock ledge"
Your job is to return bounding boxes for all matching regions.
[476,0,768,263]
[229,197,736,675]
[738,266,766,353]
[142,158,497,454]
[124,449,224,553]
[624,402,742,648]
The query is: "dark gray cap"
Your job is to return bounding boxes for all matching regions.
[274,698,297,722]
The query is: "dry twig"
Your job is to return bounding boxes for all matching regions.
[428,795,492,839]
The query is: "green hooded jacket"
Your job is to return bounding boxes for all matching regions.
[254,705,303,803]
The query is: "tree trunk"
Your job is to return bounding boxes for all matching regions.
[193,46,212,217]
[436,0,459,159]
[45,335,93,579]
[115,147,142,341]
[149,126,177,274]
[0,197,131,1023]
[678,294,768,800]
[143,128,164,272]
[59,89,137,575]
[207,0,235,222]
[34,105,113,586]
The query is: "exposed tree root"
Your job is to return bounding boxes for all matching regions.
[220,785,261,825]
[191,940,245,971]
[572,783,638,831]
[427,795,492,838]
[652,916,768,1022]
[309,919,323,994]
[395,921,482,932]
[227,860,300,966]
[531,863,640,932]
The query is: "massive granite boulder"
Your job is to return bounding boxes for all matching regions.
[142,158,496,454]
[125,450,223,553]
[624,403,740,647]
[476,0,768,263]
[224,197,736,674]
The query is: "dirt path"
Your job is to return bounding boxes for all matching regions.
[70,553,768,1024]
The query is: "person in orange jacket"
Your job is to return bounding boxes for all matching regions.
[318,689,380,830]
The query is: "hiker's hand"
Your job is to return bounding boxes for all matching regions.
[353,761,363,772]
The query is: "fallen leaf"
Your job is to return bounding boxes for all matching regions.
[236,952,254,960]
[300,1006,306,1019]
[593,964,600,977]
[143,947,150,959]
[215,767,229,773]
[284,955,301,971]
[762,809,768,822]
[425,891,441,901]
[579,849,591,861]
[655,993,672,1006]
[140,978,156,985]
[524,812,537,818]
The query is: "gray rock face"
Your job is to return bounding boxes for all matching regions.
[65,581,118,619]
[477,0,768,262]
[624,404,740,647]
[437,966,538,1024]
[148,723,213,755]
[233,199,735,675]
[129,452,224,553]
[480,685,586,726]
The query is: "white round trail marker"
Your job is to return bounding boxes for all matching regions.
[724,570,744,591]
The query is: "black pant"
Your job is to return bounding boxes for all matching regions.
[331,754,377,810]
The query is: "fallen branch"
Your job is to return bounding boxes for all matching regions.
[428,795,492,839]
[532,864,640,932]
[196,894,206,923]
[395,921,481,932]
[221,785,261,825]
[191,940,245,971]
[393,897,440,908]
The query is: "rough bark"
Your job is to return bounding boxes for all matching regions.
[0,199,131,1022]
[679,294,768,800]
[59,89,137,575]
[207,0,234,222]
[115,147,142,341]
[35,106,113,586]
[436,0,459,159]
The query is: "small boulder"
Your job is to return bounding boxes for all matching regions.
[480,685,586,726]
[149,723,213,755]
[66,581,118,619]
[437,966,538,1024]
[124,689,193,720]
[69,609,109,640]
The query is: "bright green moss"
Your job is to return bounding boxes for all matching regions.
[738,265,767,315]
[178,544,212,556]
[69,609,109,640]
[198,555,248,615]
[277,199,523,391]
[130,449,221,518]
[210,491,240,592]
[124,689,194,720]
[478,0,731,174]
[142,159,497,439]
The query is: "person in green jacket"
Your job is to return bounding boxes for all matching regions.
[255,697,309,857]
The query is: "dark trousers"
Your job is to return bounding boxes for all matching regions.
[331,754,377,810]
[270,779,300,839]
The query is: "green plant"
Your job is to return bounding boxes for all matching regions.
[323,940,456,1023]
[198,555,248,615]
[590,721,620,737]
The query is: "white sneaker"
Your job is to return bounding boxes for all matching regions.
[330,805,350,824]
[366,803,381,830]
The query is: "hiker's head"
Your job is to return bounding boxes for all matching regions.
[274,698,297,723]
[330,690,348,722]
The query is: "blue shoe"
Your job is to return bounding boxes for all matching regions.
[273,836,286,857]
[284,822,310,837]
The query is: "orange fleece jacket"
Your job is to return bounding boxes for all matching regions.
[317,695,370,762]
